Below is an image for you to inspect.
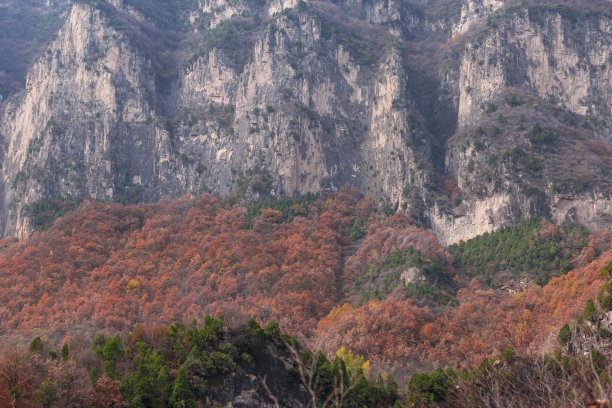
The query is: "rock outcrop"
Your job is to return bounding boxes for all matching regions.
[565,312,612,357]
[197,342,308,407]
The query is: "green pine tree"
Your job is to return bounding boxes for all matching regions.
[169,368,195,408]
[60,343,69,361]
[584,298,597,323]
[37,378,58,408]
[558,323,572,344]
[29,336,43,354]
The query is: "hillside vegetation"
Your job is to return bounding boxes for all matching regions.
[0,0,611,406]
[450,217,589,287]
[0,316,399,407]
[0,189,609,382]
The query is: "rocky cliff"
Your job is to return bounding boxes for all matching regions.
[0,0,610,243]
[431,2,612,244]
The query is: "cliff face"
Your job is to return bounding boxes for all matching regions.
[431,3,612,244]
[0,3,163,237]
[176,2,430,204]
[430,88,612,244]
[453,6,612,143]
[0,0,610,243]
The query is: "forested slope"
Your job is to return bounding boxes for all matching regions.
[0,188,610,380]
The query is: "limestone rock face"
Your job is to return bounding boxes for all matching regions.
[401,267,423,284]
[455,8,612,143]
[0,3,164,237]
[0,0,610,243]
[432,3,612,244]
[452,0,505,36]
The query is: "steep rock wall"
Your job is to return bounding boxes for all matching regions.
[454,6,612,143]
[0,3,166,237]
[0,0,434,237]
[0,0,610,243]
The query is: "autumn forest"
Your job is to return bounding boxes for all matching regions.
[0,187,611,406]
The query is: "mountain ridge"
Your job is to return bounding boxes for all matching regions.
[0,0,610,245]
